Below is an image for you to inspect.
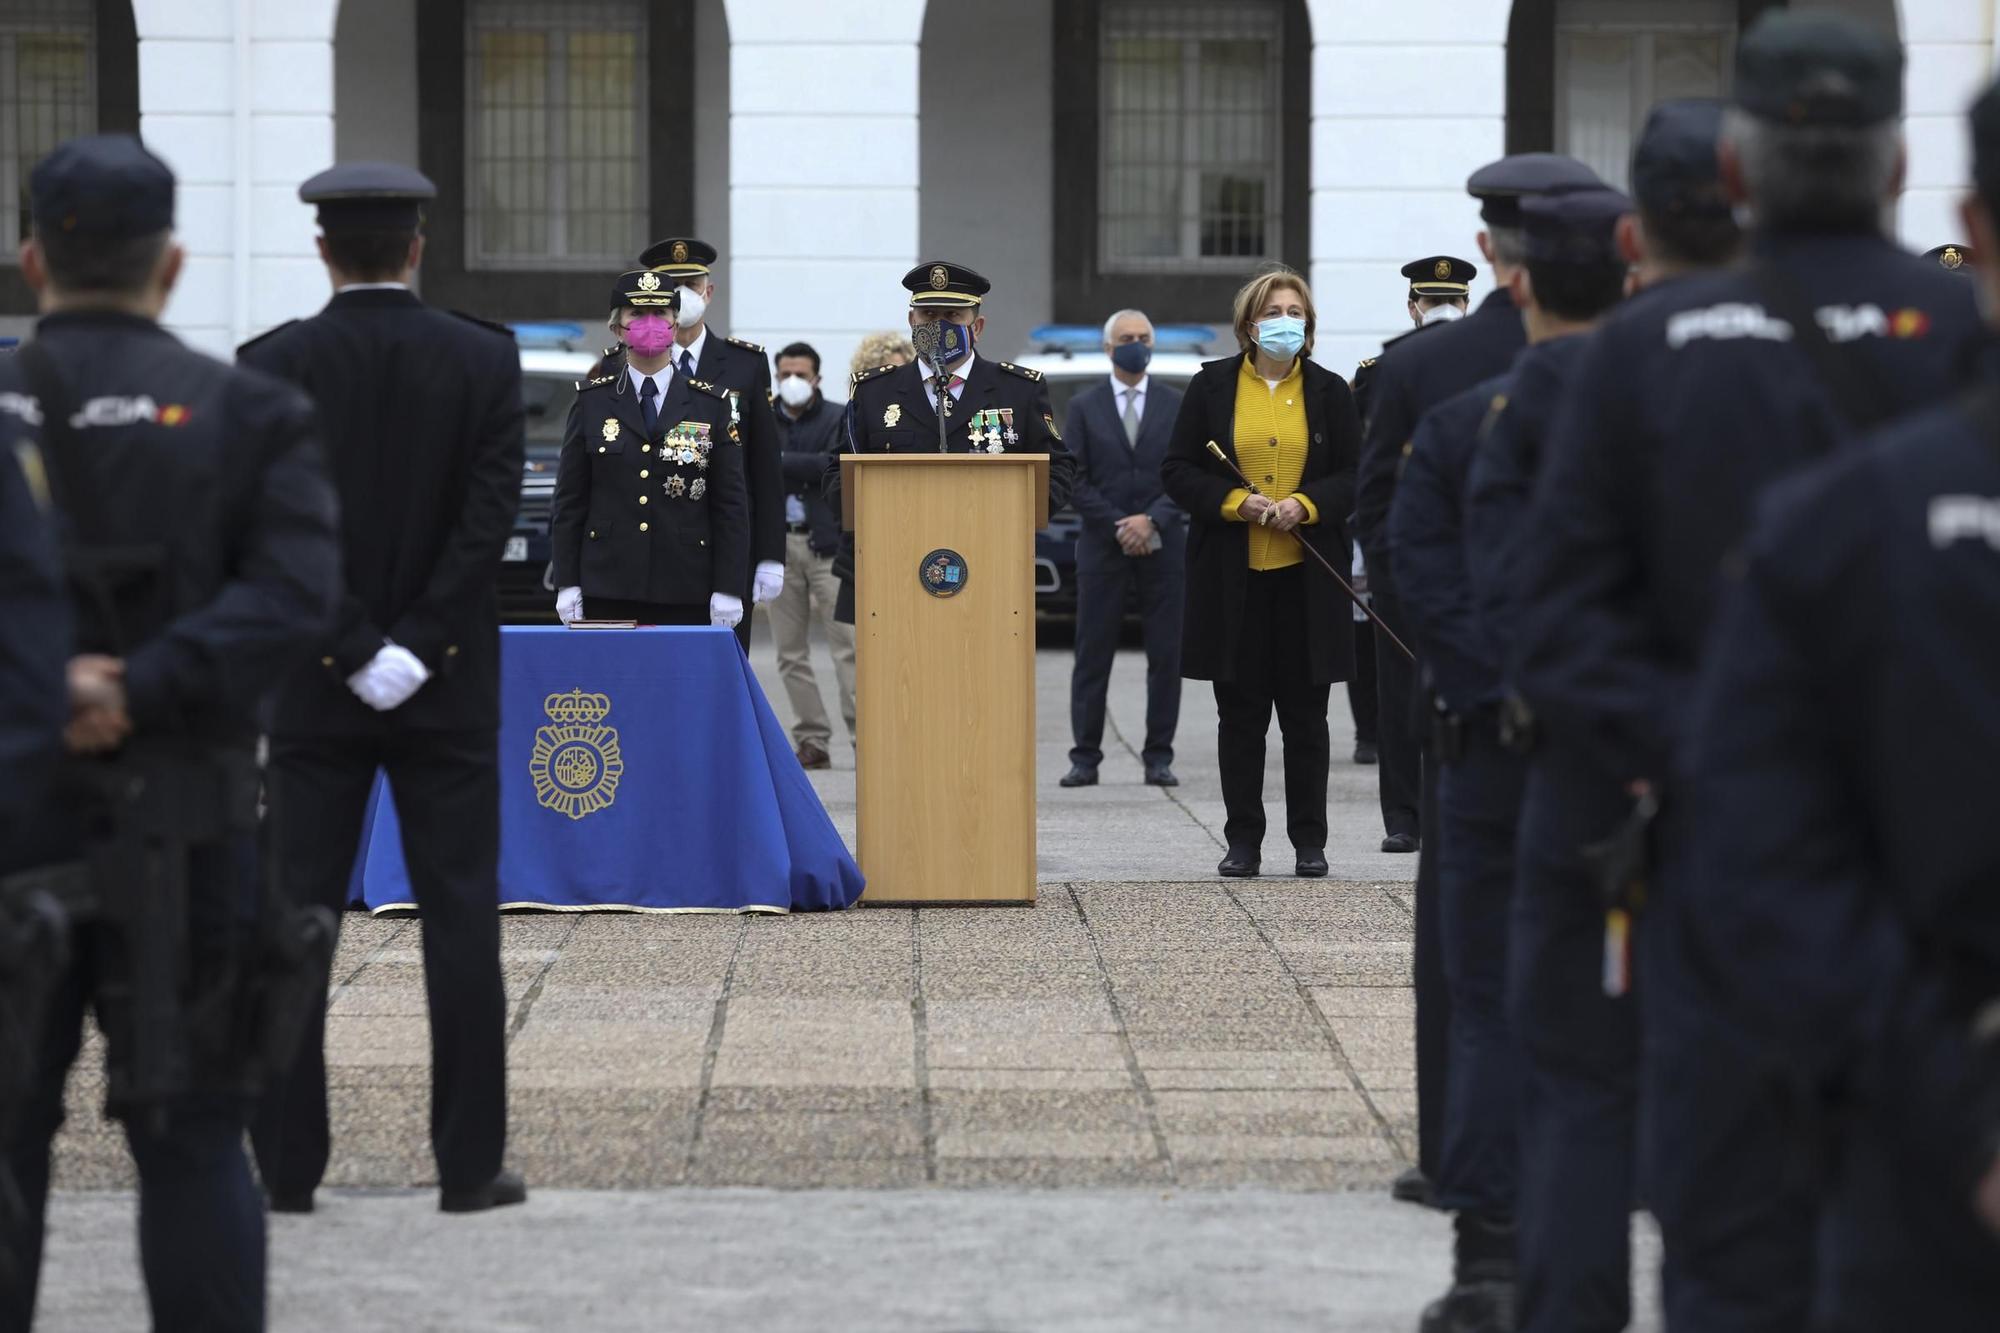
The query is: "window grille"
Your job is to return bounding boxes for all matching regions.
[465,0,647,270]
[1555,0,1732,191]
[1099,0,1282,274]
[2,0,96,262]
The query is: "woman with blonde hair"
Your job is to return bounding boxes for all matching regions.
[830,332,916,623]
[849,330,915,381]
[1159,266,1361,878]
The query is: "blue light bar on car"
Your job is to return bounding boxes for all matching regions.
[1028,323,1216,354]
[508,321,587,349]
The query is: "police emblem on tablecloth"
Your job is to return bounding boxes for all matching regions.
[637,271,662,292]
[919,548,969,597]
[529,690,625,820]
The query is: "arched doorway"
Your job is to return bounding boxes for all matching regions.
[1506,0,1900,188]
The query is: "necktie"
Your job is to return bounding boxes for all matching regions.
[678,350,696,379]
[1122,388,1141,447]
[639,376,659,435]
[938,374,965,416]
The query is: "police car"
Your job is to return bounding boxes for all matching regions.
[1009,324,1211,616]
[501,321,597,623]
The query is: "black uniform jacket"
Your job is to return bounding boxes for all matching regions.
[35,311,341,742]
[241,288,524,736]
[1356,290,1525,578]
[0,383,73,871]
[550,368,749,609]
[692,332,787,571]
[776,392,846,557]
[824,354,1077,623]
[1158,353,1361,686]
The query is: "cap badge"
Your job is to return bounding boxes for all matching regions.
[930,265,950,291]
[636,271,661,292]
[884,402,902,428]
[672,240,689,263]
[1942,247,1964,270]
[1433,259,1452,280]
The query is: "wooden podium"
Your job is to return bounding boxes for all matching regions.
[840,453,1050,904]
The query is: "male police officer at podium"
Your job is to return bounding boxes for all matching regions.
[241,161,529,1217]
[3,133,342,1329]
[826,261,1076,623]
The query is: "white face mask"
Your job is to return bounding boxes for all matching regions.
[1421,303,1466,325]
[777,375,814,409]
[674,284,708,329]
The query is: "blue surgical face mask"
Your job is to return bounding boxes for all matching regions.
[1255,315,1307,362]
[1110,340,1153,374]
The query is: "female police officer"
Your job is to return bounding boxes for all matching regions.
[1160,266,1361,878]
[551,270,750,627]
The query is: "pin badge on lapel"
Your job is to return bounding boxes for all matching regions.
[884,403,902,428]
[601,418,619,442]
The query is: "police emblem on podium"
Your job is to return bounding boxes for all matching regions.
[529,689,625,820]
[919,548,969,597]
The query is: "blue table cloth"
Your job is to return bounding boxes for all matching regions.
[350,626,863,913]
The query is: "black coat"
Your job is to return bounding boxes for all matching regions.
[240,289,523,736]
[1159,354,1360,685]
[775,392,845,556]
[1064,377,1186,575]
[690,332,787,572]
[550,368,750,610]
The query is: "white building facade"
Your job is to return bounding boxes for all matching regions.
[0,0,1993,380]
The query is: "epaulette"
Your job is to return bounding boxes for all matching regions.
[573,373,620,391]
[997,360,1044,382]
[685,377,731,400]
[449,309,514,338]
[601,343,622,358]
[848,362,899,393]
[1357,357,1378,371]
[236,319,299,356]
[724,335,765,355]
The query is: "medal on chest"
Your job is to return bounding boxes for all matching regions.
[967,407,1013,454]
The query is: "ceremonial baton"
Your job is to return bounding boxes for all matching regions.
[1204,440,1416,663]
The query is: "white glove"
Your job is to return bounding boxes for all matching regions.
[709,592,745,629]
[556,586,584,625]
[752,560,785,604]
[345,644,432,712]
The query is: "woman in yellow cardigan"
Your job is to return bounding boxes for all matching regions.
[1159,267,1362,877]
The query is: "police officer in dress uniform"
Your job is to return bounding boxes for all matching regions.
[1,134,342,1329]
[1390,187,1633,1333]
[1511,16,1983,1328]
[1355,152,1602,1208]
[1470,100,1741,1333]
[241,162,529,1216]
[552,270,750,628]
[825,262,1076,624]
[1683,77,2000,1329]
[627,237,786,651]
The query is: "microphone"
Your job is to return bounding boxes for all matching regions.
[908,320,953,452]
[909,319,943,372]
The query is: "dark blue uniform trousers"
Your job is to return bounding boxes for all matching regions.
[1434,726,1527,1217]
[1508,747,1639,1333]
[3,842,266,1333]
[1644,850,1815,1333]
[1068,551,1183,770]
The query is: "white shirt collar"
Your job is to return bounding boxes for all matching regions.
[335,281,410,293]
[675,326,708,371]
[917,350,977,384]
[1111,373,1149,399]
[626,362,672,399]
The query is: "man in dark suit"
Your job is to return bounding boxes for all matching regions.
[826,262,1077,623]
[635,237,786,651]
[1059,309,1185,788]
[769,341,852,769]
[240,162,527,1216]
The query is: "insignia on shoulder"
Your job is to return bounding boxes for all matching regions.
[998,361,1044,382]
[725,335,765,355]
[850,363,898,392]
[1358,357,1377,370]
[686,377,728,400]
[578,373,619,391]
[1043,412,1061,442]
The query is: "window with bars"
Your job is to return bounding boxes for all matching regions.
[2,0,96,264]
[1098,0,1282,274]
[1555,0,1733,191]
[465,0,647,270]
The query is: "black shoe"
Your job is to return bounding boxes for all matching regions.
[1143,763,1178,787]
[1417,1281,1514,1333]
[1381,831,1420,854]
[1217,847,1260,877]
[1059,764,1099,788]
[1353,740,1378,764]
[440,1168,528,1214]
[1391,1165,1433,1206]
[267,1190,314,1215]
[1295,848,1328,877]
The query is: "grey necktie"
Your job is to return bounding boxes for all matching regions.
[1121,388,1141,447]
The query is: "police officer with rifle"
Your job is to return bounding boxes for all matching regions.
[0,134,341,1332]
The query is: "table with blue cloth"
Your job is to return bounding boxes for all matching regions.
[349,626,863,913]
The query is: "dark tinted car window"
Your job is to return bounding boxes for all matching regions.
[522,373,577,452]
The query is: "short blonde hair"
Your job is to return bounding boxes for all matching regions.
[850,330,916,380]
[1232,266,1316,357]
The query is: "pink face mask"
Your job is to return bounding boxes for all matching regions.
[624,313,674,357]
